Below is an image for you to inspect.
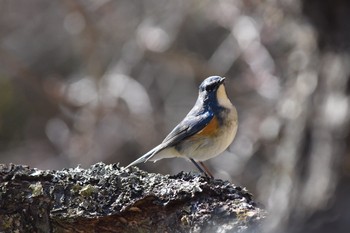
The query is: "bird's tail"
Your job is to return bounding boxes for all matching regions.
[124,146,161,169]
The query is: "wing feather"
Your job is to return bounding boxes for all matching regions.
[161,111,213,148]
[125,104,213,168]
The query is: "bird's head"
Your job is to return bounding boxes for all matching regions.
[198,76,232,108]
[199,76,225,94]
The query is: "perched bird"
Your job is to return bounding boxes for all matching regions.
[125,76,238,178]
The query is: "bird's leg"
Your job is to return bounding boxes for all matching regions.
[199,162,214,179]
[190,159,213,179]
[190,159,206,174]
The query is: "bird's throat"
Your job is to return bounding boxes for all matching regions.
[216,84,233,109]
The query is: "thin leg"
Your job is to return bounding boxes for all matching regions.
[190,159,213,179]
[199,162,214,179]
[190,159,206,174]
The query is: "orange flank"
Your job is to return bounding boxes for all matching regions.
[196,116,219,137]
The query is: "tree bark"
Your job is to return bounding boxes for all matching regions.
[0,163,266,233]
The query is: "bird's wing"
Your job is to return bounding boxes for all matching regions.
[161,110,214,148]
[124,109,213,168]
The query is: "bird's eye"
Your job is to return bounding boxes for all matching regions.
[205,85,214,92]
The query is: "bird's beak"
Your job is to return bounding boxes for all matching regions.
[219,77,225,85]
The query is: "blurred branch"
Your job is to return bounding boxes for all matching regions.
[61,0,104,78]
[146,49,221,80]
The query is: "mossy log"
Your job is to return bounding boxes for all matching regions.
[0,163,266,233]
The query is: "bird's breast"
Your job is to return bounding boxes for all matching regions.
[177,106,238,161]
[196,115,220,137]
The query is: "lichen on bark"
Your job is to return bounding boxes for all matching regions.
[0,163,266,233]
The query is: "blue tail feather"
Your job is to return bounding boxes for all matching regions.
[124,146,161,169]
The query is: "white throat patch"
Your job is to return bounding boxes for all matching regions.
[216,84,233,109]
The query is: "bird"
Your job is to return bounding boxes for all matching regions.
[125,76,238,178]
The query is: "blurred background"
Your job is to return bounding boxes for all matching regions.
[0,0,349,232]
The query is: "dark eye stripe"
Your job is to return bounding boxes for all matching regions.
[205,83,216,92]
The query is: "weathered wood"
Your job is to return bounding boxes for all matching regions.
[0,163,266,233]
